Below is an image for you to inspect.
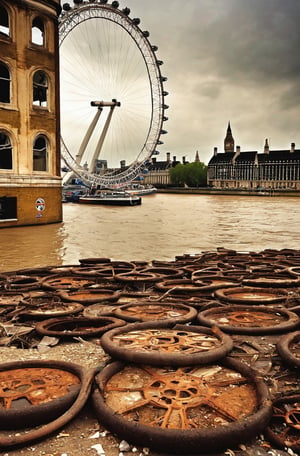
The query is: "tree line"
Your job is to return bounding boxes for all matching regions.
[169,161,207,187]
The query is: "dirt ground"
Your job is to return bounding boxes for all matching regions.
[0,341,297,456]
[0,250,299,456]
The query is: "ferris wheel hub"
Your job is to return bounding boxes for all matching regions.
[91,100,121,107]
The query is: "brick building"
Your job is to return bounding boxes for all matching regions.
[0,0,62,226]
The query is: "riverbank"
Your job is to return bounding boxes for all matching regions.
[157,187,300,197]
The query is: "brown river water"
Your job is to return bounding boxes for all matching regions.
[0,193,299,272]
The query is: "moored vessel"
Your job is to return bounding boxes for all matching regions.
[78,190,142,206]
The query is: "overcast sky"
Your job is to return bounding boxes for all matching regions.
[67,0,300,164]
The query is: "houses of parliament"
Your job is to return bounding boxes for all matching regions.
[207,123,300,190]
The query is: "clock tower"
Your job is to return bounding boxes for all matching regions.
[224,122,235,153]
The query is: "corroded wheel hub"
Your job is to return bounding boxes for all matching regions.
[0,367,80,409]
[112,329,221,354]
[103,364,258,430]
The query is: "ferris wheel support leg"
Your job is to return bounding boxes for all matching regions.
[89,105,117,173]
[76,107,103,164]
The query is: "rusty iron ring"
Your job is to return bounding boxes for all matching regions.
[0,359,96,449]
[40,274,96,290]
[191,276,241,291]
[155,279,207,292]
[19,301,84,319]
[92,357,272,454]
[197,305,299,335]
[100,321,233,366]
[4,275,41,291]
[214,286,289,304]
[113,301,198,323]
[35,316,126,339]
[58,287,121,304]
[242,274,300,288]
[276,331,300,369]
[115,271,162,283]
[265,394,300,452]
[140,267,186,280]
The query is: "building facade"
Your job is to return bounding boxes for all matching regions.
[142,153,181,186]
[0,0,62,227]
[207,123,300,190]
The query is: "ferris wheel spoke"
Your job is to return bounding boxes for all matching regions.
[59,2,167,188]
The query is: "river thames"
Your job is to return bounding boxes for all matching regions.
[0,193,299,272]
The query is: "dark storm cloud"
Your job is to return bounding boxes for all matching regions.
[151,0,300,86]
[205,0,300,84]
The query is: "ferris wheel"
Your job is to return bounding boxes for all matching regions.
[59,0,168,188]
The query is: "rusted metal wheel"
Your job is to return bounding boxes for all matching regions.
[35,316,125,338]
[92,357,272,454]
[140,267,185,280]
[100,321,233,366]
[214,286,289,304]
[40,274,95,290]
[70,266,109,276]
[276,331,300,369]
[0,362,80,429]
[191,276,241,291]
[197,305,299,335]
[5,275,41,291]
[287,266,300,277]
[155,279,205,292]
[0,360,95,448]
[265,394,300,452]
[186,266,224,277]
[58,288,121,304]
[115,271,161,283]
[19,298,84,319]
[113,302,197,323]
[242,274,300,288]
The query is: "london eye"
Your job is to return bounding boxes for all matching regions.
[59,0,168,188]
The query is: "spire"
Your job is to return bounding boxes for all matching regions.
[195,150,200,162]
[264,138,269,154]
[224,121,234,153]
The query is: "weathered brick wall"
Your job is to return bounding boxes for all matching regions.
[0,186,62,227]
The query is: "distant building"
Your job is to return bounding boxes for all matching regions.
[207,123,300,190]
[0,0,62,226]
[143,153,182,186]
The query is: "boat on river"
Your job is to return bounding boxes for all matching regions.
[120,184,157,196]
[78,190,142,206]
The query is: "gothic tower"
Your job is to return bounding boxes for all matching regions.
[0,0,62,227]
[224,121,235,153]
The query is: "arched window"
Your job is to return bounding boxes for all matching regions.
[33,135,48,171]
[0,5,9,37]
[32,16,44,46]
[0,132,12,169]
[0,62,10,103]
[33,70,48,107]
